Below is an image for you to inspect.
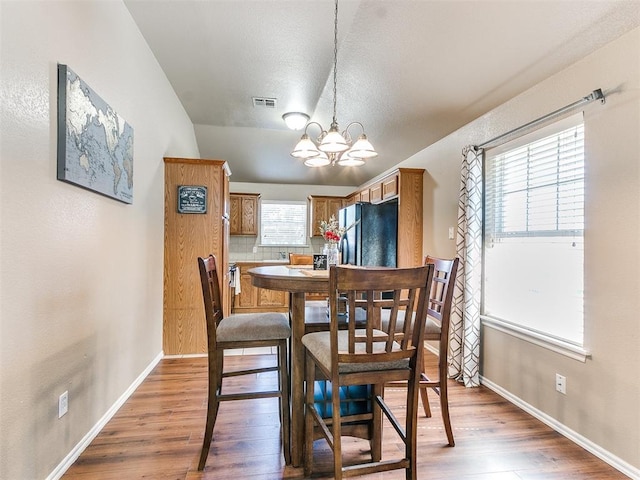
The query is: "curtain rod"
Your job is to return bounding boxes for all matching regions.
[477,88,605,150]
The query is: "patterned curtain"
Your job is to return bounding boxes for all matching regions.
[448,146,483,388]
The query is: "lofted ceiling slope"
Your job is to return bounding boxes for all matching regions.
[124,0,640,186]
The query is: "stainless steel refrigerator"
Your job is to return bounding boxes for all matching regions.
[339,201,398,267]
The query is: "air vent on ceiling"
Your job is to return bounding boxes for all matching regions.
[252,97,277,108]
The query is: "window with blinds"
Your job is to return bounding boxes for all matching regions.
[483,113,584,346]
[260,201,307,246]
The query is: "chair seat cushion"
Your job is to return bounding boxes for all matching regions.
[380,309,441,335]
[218,312,290,342]
[302,329,409,374]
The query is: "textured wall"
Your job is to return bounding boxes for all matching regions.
[399,27,640,474]
[0,1,199,478]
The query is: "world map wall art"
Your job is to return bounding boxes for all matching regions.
[57,64,134,204]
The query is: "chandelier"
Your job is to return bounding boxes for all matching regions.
[287,0,378,168]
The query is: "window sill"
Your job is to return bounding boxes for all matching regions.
[481,316,590,362]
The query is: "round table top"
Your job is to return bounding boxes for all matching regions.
[248,264,329,293]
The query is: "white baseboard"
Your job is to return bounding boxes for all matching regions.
[46,351,164,480]
[480,376,639,480]
[425,343,439,356]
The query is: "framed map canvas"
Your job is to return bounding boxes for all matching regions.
[57,64,134,204]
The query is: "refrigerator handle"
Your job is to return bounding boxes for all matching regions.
[340,235,348,263]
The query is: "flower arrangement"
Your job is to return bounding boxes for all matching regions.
[319,215,345,244]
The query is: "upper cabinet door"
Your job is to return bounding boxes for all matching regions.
[230,193,260,235]
[308,195,346,237]
[229,195,242,234]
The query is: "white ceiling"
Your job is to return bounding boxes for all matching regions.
[124,0,640,186]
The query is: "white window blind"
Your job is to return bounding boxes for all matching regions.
[483,114,584,346]
[260,201,307,246]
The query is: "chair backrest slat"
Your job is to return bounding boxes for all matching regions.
[329,265,434,366]
[424,256,459,331]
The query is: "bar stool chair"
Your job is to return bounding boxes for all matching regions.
[382,255,459,446]
[418,255,459,446]
[197,254,291,470]
[302,264,434,479]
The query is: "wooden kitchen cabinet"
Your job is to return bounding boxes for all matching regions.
[230,192,260,235]
[370,182,383,203]
[233,262,289,313]
[308,195,345,237]
[163,157,231,355]
[345,191,360,206]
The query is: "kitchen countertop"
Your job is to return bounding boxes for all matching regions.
[230,259,289,265]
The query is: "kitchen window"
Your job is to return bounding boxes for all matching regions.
[483,113,585,352]
[260,201,307,246]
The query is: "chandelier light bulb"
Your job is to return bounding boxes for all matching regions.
[319,126,349,153]
[291,134,320,159]
[304,152,331,167]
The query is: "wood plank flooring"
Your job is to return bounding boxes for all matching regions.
[62,352,628,479]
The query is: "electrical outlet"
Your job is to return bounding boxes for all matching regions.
[252,246,258,253]
[555,374,566,394]
[58,391,69,418]
[448,226,455,240]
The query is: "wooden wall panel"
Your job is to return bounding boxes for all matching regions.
[163,158,230,355]
[396,169,424,267]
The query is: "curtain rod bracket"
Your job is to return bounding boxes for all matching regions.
[587,88,605,105]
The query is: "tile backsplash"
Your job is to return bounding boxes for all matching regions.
[229,235,327,262]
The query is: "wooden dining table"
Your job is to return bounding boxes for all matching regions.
[248,264,329,467]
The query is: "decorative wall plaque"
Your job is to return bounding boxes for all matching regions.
[178,185,207,214]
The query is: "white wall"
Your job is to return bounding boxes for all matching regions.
[398,27,640,474]
[0,1,200,478]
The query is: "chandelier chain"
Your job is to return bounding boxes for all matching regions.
[288,0,377,167]
[332,0,339,126]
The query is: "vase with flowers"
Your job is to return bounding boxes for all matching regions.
[319,215,345,266]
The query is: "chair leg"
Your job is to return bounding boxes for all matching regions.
[370,384,383,463]
[419,383,432,418]
[439,378,455,447]
[419,354,432,417]
[278,340,291,465]
[405,379,419,480]
[303,353,316,477]
[198,354,222,470]
[331,378,343,480]
[437,347,455,447]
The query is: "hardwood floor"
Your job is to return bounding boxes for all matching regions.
[62,352,628,479]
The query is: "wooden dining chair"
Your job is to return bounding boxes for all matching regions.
[382,255,459,446]
[302,264,434,479]
[197,255,291,470]
[419,255,459,446]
